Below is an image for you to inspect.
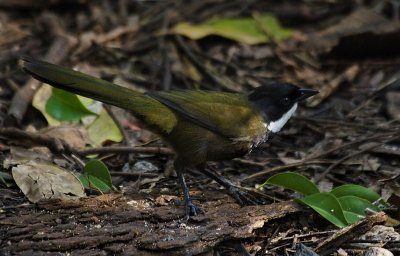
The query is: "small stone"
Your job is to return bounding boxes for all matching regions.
[364,247,393,256]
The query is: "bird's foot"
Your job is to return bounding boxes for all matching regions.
[227,186,265,206]
[181,199,204,221]
[198,167,265,206]
[187,200,204,216]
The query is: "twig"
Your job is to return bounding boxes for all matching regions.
[243,160,335,181]
[0,127,173,158]
[102,104,130,146]
[102,104,135,164]
[233,158,266,167]
[0,0,86,8]
[243,132,397,181]
[173,35,240,92]
[295,117,396,132]
[109,171,158,179]
[159,12,172,91]
[77,146,173,156]
[349,239,400,244]
[305,132,397,161]
[240,186,283,202]
[315,212,387,256]
[94,25,139,45]
[70,154,85,169]
[270,230,335,244]
[315,134,400,182]
[5,78,19,92]
[0,127,73,154]
[347,77,400,118]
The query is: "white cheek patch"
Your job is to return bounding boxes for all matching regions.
[268,103,298,133]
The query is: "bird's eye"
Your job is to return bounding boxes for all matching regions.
[281,97,290,106]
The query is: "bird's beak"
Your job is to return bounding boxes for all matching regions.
[297,88,319,102]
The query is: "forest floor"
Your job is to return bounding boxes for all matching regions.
[0,1,400,255]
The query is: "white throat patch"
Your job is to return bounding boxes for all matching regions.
[268,103,298,133]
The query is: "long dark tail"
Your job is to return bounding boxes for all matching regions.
[21,56,176,134]
[21,56,144,112]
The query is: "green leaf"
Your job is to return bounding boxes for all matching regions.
[87,109,123,146]
[83,159,112,189]
[170,14,293,45]
[263,172,320,196]
[338,196,380,224]
[331,184,381,203]
[46,88,96,121]
[296,193,348,228]
[255,14,294,42]
[79,174,111,193]
[342,211,362,225]
[32,84,61,126]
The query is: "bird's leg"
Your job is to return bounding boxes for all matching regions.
[175,164,203,218]
[199,168,263,205]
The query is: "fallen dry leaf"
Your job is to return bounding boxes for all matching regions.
[12,160,85,203]
[364,247,394,256]
[3,146,52,168]
[41,126,90,149]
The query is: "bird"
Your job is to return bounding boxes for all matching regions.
[21,56,318,218]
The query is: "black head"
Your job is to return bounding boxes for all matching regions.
[248,81,318,129]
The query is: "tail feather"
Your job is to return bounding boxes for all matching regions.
[21,56,177,134]
[22,56,143,111]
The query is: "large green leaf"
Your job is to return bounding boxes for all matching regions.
[263,172,320,196]
[331,184,381,203]
[170,14,293,45]
[296,193,348,228]
[46,88,96,121]
[342,211,362,225]
[338,196,381,224]
[87,109,123,146]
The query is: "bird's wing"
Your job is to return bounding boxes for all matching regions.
[147,90,266,139]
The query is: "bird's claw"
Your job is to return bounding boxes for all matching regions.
[228,186,264,206]
[180,200,204,221]
[187,201,204,216]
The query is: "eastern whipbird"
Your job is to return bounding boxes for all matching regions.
[21,56,318,218]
